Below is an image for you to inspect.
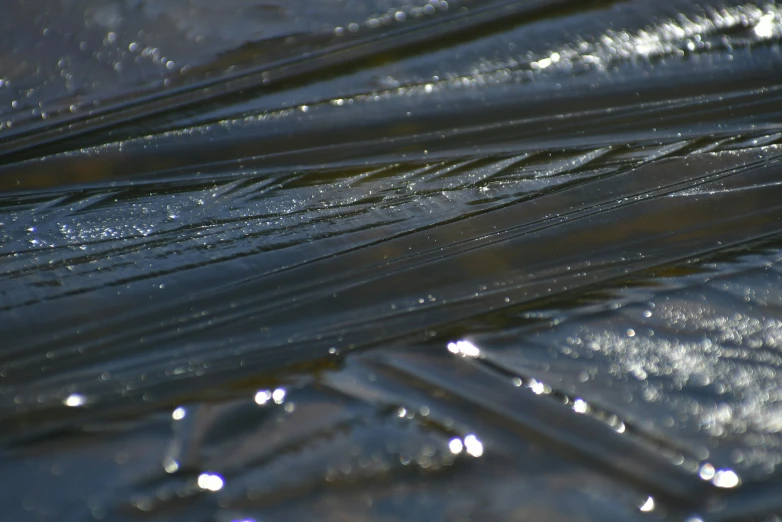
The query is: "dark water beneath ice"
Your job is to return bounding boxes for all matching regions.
[2,1,782,520]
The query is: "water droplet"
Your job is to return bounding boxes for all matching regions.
[163,458,179,474]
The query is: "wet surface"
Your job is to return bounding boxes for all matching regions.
[3,1,782,521]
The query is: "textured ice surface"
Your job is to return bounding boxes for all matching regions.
[2,1,782,521]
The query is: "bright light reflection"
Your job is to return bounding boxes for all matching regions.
[448,438,464,454]
[447,340,480,358]
[172,407,186,420]
[573,398,589,414]
[639,496,655,512]
[197,472,224,492]
[464,434,484,457]
[272,388,286,404]
[63,394,86,407]
[712,469,740,488]
[529,379,545,394]
[755,13,776,38]
[254,390,272,405]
